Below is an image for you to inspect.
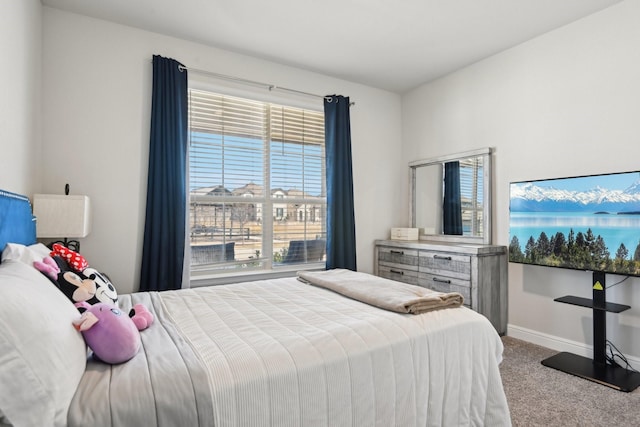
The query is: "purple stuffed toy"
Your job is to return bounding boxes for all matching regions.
[73,302,153,364]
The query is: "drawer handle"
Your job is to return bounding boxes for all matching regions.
[390,250,404,255]
[390,269,404,275]
[432,277,451,284]
[433,255,452,260]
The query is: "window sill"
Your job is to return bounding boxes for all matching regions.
[189,262,326,288]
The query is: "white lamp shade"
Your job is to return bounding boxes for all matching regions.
[33,194,92,238]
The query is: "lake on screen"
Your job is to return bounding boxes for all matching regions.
[509,212,640,255]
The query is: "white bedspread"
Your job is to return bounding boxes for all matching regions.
[69,275,511,426]
[160,277,510,426]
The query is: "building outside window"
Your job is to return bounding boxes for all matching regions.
[188,89,326,272]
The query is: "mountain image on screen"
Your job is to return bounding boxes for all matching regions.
[509,171,640,276]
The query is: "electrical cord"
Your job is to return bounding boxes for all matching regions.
[606,275,630,289]
[606,339,639,373]
[603,277,637,371]
[597,275,639,374]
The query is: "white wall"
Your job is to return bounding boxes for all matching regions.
[0,0,41,195]
[42,7,403,294]
[403,0,640,363]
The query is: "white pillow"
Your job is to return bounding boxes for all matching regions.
[0,260,87,427]
[1,242,51,265]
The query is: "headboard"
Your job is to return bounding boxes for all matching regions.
[0,190,37,254]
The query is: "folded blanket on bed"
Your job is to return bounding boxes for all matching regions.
[297,269,463,314]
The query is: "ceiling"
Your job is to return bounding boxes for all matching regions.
[41,0,622,93]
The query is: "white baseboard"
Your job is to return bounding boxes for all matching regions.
[507,324,640,371]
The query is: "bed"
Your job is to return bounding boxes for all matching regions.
[0,190,511,427]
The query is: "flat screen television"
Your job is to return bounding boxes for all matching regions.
[509,170,640,276]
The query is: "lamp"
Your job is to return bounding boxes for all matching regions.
[33,190,91,252]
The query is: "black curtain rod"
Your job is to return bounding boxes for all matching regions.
[178,65,354,106]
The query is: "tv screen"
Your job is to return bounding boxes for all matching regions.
[509,171,640,276]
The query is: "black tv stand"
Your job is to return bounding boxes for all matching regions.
[541,271,640,392]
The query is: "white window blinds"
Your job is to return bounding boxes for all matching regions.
[459,156,484,237]
[188,89,326,271]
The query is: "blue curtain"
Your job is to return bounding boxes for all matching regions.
[140,55,188,291]
[324,95,357,270]
[443,161,463,235]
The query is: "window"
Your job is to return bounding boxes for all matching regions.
[459,156,484,237]
[188,89,326,273]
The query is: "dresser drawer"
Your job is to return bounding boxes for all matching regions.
[418,251,471,280]
[378,264,420,286]
[377,246,419,267]
[418,272,471,306]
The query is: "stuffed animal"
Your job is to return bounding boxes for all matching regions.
[82,267,118,305]
[50,243,89,272]
[74,301,153,364]
[34,255,98,302]
[44,256,119,306]
[129,303,154,330]
[60,270,97,303]
[33,256,60,281]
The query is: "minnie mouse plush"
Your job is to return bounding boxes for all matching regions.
[33,256,60,280]
[34,248,118,306]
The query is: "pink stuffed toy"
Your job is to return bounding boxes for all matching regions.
[33,256,60,280]
[73,302,153,364]
[129,303,154,330]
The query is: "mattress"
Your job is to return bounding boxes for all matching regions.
[68,276,511,426]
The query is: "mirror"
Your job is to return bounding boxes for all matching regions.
[410,147,492,244]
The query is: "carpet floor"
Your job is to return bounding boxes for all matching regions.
[500,336,640,426]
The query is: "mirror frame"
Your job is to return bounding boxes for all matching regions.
[409,147,492,245]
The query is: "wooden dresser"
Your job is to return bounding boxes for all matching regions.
[374,239,508,334]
